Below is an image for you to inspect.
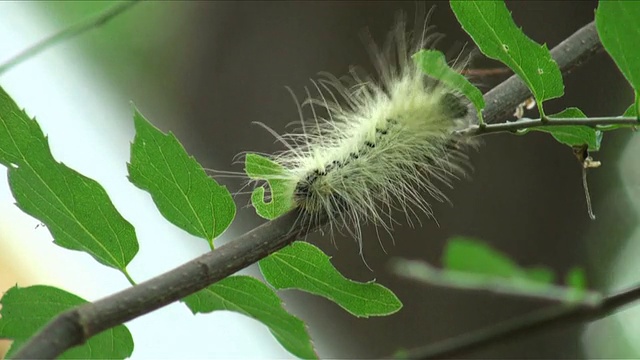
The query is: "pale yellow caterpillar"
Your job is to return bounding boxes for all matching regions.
[252,13,476,251]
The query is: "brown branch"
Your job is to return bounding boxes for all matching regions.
[14,20,605,359]
[401,282,640,359]
[14,209,313,359]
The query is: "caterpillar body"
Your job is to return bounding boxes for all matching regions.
[256,15,476,250]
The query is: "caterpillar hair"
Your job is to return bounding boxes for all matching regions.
[254,11,476,253]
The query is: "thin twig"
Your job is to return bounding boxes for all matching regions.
[0,0,142,76]
[399,282,640,359]
[391,259,603,307]
[457,116,638,137]
[13,20,608,359]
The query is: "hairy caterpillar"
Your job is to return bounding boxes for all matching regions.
[250,13,476,251]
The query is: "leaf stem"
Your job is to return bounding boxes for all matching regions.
[0,0,142,76]
[122,269,137,286]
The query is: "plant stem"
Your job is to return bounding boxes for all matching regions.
[457,116,638,137]
[401,282,640,359]
[0,0,142,76]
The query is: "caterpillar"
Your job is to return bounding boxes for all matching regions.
[252,13,476,251]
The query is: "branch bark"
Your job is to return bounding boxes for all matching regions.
[14,20,609,359]
[404,282,640,359]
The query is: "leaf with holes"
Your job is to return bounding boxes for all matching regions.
[259,242,402,317]
[128,108,235,249]
[245,153,294,220]
[0,285,133,359]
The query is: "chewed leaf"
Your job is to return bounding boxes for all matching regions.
[450,1,563,116]
[128,108,235,248]
[0,285,133,359]
[413,50,485,124]
[183,276,316,359]
[444,237,553,284]
[519,108,602,151]
[0,86,138,273]
[245,153,294,220]
[259,242,402,317]
[596,2,640,94]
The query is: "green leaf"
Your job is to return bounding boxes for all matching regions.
[245,153,293,220]
[518,108,602,151]
[596,1,640,94]
[564,267,588,302]
[128,108,235,248]
[565,267,587,290]
[412,49,485,124]
[444,237,553,284]
[183,276,316,359]
[450,0,564,116]
[259,242,402,317]
[0,285,133,359]
[0,86,138,273]
[624,104,637,117]
[523,267,555,284]
[395,237,599,305]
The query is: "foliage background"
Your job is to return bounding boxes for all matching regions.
[0,0,637,358]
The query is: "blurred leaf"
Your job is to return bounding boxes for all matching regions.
[413,49,485,123]
[0,86,137,273]
[566,267,587,290]
[0,285,133,359]
[523,267,556,284]
[596,1,640,93]
[393,237,602,305]
[450,1,563,115]
[245,153,293,220]
[444,237,553,284]
[393,257,601,306]
[259,242,402,317]
[518,108,602,151]
[184,276,316,359]
[128,108,235,248]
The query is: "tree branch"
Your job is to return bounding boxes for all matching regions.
[0,0,142,76]
[458,116,638,137]
[14,20,606,359]
[13,209,314,359]
[401,282,640,359]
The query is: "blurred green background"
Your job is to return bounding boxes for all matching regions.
[1,1,638,358]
